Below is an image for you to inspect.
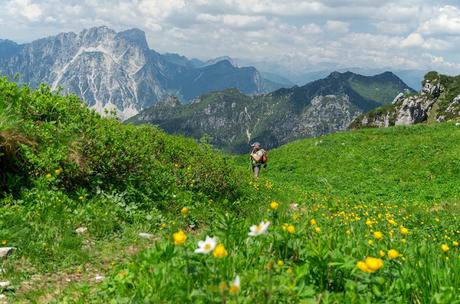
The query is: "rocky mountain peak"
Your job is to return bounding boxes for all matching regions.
[0,26,278,120]
[117,28,149,50]
[327,71,344,79]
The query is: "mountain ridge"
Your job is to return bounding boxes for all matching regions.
[0,26,284,120]
[128,70,414,153]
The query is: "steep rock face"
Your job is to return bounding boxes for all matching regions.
[350,72,460,129]
[129,71,413,153]
[0,40,21,58]
[0,26,278,120]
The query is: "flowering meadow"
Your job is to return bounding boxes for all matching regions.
[95,192,460,303]
[2,78,460,302]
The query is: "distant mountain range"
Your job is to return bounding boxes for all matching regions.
[0,26,284,119]
[128,71,415,153]
[231,58,428,91]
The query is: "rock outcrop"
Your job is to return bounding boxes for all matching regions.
[350,71,460,129]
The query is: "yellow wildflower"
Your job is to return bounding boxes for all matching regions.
[277,260,285,267]
[365,257,384,272]
[357,261,369,272]
[373,231,383,240]
[441,244,450,253]
[270,201,279,210]
[55,168,63,175]
[310,219,317,226]
[46,173,52,179]
[213,244,228,258]
[379,250,385,257]
[400,226,409,235]
[181,207,189,215]
[315,227,321,233]
[368,240,374,246]
[453,241,459,247]
[388,249,400,259]
[388,219,397,226]
[173,230,187,245]
[287,225,296,234]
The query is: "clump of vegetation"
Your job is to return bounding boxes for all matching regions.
[434,74,460,120]
[0,77,262,301]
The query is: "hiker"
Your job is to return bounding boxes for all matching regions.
[250,142,268,178]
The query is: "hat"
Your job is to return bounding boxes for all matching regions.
[251,142,261,148]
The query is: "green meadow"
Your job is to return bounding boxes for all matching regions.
[1,78,460,303]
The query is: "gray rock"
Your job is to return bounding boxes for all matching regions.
[138,232,154,239]
[94,275,105,282]
[0,247,15,258]
[0,281,10,288]
[75,227,88,235]
[392,93,405,104]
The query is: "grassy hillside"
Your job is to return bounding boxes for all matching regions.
[0,77,262,301]
[266,123,460,204]
[85,123,460,303]
[2,77,460,302]
[348,71,415,104]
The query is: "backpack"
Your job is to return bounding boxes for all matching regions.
[259,149,268,164]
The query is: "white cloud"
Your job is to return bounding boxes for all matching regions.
[325,20,350,33]
[197,14,268,29]
[0,0,459,75]
[300,24,322,34]
[401,33,425,48]
[7,0,43,22]
[375,22,410,34]
[138,0,186,19]
[419,5,460,35]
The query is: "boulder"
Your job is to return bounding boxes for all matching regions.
[0,247,14,258]
[138,232,154,239]
[75,227,88,235]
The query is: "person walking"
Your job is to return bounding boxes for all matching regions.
[250,142,267,178]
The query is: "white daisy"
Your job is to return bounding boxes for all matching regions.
[248,221,270,236]
[194,236,217,254]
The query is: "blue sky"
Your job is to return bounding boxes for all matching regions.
[1,0,460,75]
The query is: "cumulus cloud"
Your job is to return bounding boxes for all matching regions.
[0,0,459,75]
[401,33,425,47]
[7,0,43,22]
[419,5,460,35]
[325,20,350,33]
